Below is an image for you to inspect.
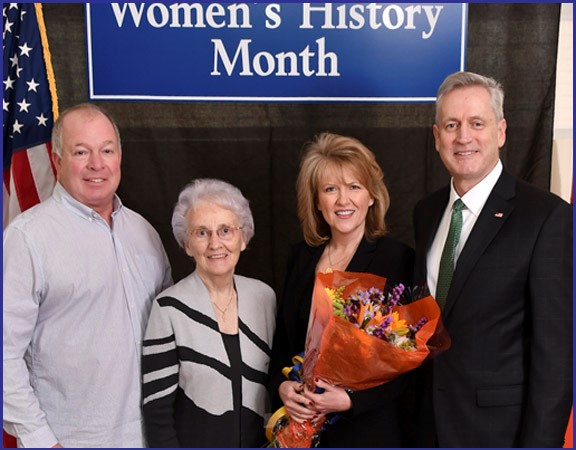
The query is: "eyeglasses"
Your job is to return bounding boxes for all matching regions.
[189,225,243,241]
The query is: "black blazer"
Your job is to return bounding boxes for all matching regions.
[412,169,573,447]
[269,236,415,447]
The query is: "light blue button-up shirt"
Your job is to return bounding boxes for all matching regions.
[3,182,172,448]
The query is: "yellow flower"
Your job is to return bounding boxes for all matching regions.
[325,287,336,300]
[388,311,409,336]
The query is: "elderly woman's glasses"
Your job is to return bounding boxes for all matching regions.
[190,225,243,241]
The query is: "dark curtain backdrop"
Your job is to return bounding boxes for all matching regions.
[42,3,560,294]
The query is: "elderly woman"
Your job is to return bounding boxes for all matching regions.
[142,178,276,448]
[269,132,415,447]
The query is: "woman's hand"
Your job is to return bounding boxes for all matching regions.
[302,378,352,416]
[278,380,317,423]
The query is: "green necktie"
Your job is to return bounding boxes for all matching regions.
[436,199,464,309]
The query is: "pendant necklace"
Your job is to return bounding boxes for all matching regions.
[212,290,235,320]
[327,244,353,271]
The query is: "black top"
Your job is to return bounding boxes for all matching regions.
[269,236,415,447]
[221,333,242,447]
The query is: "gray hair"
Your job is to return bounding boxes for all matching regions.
[436,71,505,123]
[52,103,122,157]
[172,178,255,249]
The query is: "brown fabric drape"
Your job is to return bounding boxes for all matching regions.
[42,3,560,293]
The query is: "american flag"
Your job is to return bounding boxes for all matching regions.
[3,4,58,445]
[3,3,58,230]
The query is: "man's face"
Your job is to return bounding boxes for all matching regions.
[433,85,506,195]
[53,109,121,218]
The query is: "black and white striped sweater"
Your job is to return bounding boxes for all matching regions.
[142,271,276,447]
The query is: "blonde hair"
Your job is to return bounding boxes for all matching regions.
[296,132,389,246]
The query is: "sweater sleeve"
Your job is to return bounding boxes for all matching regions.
[142,298,180,448]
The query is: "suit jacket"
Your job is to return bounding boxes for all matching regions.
[412,169,573,447]
[269,236,415,447]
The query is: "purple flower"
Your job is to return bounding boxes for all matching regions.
[371,317,392,341]
[343,302,360,323]
[409,317,429,335]
[329,281,425,350]
[387,283,406,307]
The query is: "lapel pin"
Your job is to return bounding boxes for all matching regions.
[494,212,504,218]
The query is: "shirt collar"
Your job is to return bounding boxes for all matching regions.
[52,182,123,222]
[449,160,503,216]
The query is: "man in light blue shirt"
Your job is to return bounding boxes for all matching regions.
[3,103,173,447]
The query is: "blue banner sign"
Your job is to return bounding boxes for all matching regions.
[86,3,467,102]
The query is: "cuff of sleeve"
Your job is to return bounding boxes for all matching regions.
[18,424,59,448]
[340,389,354,418]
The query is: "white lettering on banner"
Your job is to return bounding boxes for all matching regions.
[89,2,465,100]
[265,4,281,29]
[111,2,252,29]
[211,37,340,77]
[109,3,444,38]
[300,3,444,39]
[111,3,145,27]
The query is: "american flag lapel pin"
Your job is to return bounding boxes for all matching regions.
[494,212,504,218]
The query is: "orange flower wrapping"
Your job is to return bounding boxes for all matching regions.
[266,409,326,448]
[303,270,450,391]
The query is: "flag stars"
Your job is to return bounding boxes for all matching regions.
[17,98,31,113]
[4,4,58,222]
[5,4,54,156]
[4,20,14,40]
[36,113,49,127]
[19,42,33,57]
[4,76,15,90]
[12,119,23,134]
[26,78,40,92]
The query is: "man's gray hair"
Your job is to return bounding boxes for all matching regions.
[436,71,505,123]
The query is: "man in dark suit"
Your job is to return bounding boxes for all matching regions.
[412,71,572,447]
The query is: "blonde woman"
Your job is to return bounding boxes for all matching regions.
[269,133,415,447]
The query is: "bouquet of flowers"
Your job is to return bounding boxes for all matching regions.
[304,270,450,390]
[266,270,450,447]
[265,354,326,448]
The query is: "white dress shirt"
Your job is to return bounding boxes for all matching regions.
[3,182,172,448]
[427,160,503,298]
